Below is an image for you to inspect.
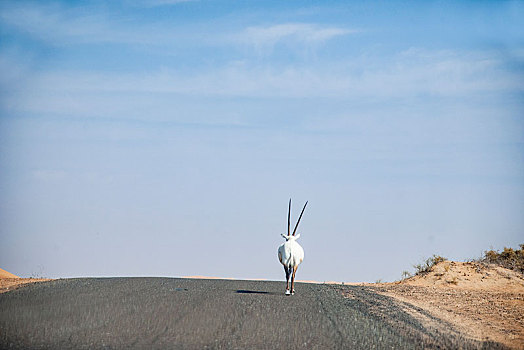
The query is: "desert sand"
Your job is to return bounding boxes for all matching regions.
[0,268,19,279]
[374,261,524,349]
[0,268,51,294]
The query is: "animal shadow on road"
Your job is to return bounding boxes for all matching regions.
[235,289,276,295]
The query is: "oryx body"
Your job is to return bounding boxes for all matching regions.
[278,199,307,296]
[278,237,304,270]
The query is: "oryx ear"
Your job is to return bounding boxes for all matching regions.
[281,233,287,239]
[295,234,301,239]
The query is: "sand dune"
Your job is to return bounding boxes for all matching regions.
[0,268,19,279]
[376,261,524,349]
[0,267,51,294]
[402,260,524,291]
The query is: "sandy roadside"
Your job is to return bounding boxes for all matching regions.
[0,278,52,294]
[371,261,524,349]
[0,267,52,293]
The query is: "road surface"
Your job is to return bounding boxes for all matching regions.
[0,278,506,349]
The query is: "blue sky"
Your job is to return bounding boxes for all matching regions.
[1,0,523,282]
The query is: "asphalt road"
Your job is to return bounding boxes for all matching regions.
[0,278,506,349]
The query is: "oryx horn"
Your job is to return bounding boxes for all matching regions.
[288,198,291,236]
[292,201,308,236]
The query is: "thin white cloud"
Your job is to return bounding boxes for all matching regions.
[0,3,353,54]
[0,2,184,46]
[3,49,521,123]
[239,23,355,50]
[47,50,524,96]
[0,4,128,45]
[125,0,199,7]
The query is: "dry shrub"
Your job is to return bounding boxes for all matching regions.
[481,244,524,274]
[413,255,447,275]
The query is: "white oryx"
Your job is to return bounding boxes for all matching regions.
[278,199,307,296]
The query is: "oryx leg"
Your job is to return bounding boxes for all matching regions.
[284,265,291,295]
[291,265,298,295]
